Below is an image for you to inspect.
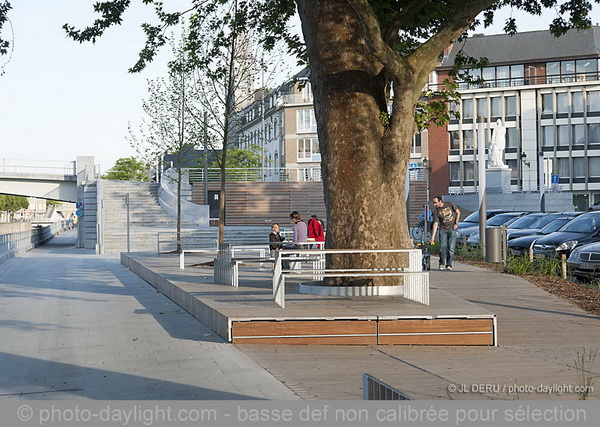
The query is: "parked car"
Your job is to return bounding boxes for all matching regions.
[508,216,579,256]
[532,211,600,257]
[456,209,511,232]
[457,212,528,241]
[567,241,600,281]
[468,212,581,247]
[503,212,580,240]
[466,214,530,246]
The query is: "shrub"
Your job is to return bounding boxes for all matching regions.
[531,257,561,277]
[506,254,532,275]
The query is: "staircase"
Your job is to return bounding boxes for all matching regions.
[99,180,193,254]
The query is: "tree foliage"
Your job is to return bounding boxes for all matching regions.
[101,156,149,181]
[0,194,28,213]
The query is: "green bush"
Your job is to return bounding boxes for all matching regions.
[531,257,561,277]
[455,243,484,261]
[506,254,532,275]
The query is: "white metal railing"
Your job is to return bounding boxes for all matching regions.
[0,221,69,263]
[272,249,429,308]
[0,158,76,176]
[186,167,322,182]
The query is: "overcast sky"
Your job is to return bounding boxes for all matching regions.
[1,2,599,173]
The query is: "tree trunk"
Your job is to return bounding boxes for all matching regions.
[296,0,419,283]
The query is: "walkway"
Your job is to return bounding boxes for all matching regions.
[125,251,600,400]
[0,231,298,400]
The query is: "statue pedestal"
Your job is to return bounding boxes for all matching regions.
[486,167,511,194]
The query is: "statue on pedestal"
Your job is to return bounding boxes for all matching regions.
[488,119,507,168]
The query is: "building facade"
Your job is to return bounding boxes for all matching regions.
[432,27,600,211]
[236,68,322,182]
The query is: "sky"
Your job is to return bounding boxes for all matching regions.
[1,2,600,174]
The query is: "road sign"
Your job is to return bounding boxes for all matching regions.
[409,163,419,169]
[76,202,83,209]
[75,209,83,217]
[551,174,559,184]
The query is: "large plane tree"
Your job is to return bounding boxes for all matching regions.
[1,0,596,276]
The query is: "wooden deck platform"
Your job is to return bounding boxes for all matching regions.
[121,252,497,346]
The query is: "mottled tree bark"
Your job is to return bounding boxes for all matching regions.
[296,0,420,282]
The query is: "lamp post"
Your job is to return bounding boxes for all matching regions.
[477,116,487,253]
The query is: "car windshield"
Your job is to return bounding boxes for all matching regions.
[558,213,600,233]
[487,213,521,226]
[508,214,543,229]
[535,215,565,229]
[462,211,480,223]
[539,218,573,234]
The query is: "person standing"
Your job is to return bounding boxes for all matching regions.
[429,196,460,270]
[290,211,308,245]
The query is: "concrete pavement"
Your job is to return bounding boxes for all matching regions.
[0,231,298,400]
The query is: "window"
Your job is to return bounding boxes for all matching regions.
[297,138,320,161]
[546,61,560,83]
[477,98,487,117]
[589,157,600,176]
[589,124,600,144]
[576,59,596,80]
[572,92,584,113]
[462,99,473,119]
[482,67,495,87]
[541,94,553,115]
[556,93,568,114]
[557,125,570,147]
[497,66,510,87]
[542,126,554,147]
[574,157,585,178]
[412,133,422,154]
[588,91,600,112]
[507,127,519,148]
[301,82,313,101]
[450,162,460,181]
[464,161,475,181]
[506,96,517,116]
[511,64,524,85]
[561,60,576,81]
[573,124,585,145]
[506,160,519,178]
[297,109,317,132]
[464,130,474,149]
[558,158,570,177]
[491,97,502,118]
[273,118,278,138]
[449,131,460,150]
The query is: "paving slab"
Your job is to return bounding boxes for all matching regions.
[0,232,298,400]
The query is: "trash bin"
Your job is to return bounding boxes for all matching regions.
[485,227,502,263]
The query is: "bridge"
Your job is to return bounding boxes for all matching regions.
[0,157,96,202]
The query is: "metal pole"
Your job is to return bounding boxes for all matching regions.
[478,116,487,254]
[203,111,209,206]
[538,152,545,212]
[125,193,130,253]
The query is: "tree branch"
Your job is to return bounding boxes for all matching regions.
[345,0,407,78]
[408,0,498,89]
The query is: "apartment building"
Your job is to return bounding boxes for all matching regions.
[236,68,322,182]
[431,27,600,210]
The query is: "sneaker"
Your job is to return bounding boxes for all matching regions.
[439,265,446,270]
[446,266,453,271]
